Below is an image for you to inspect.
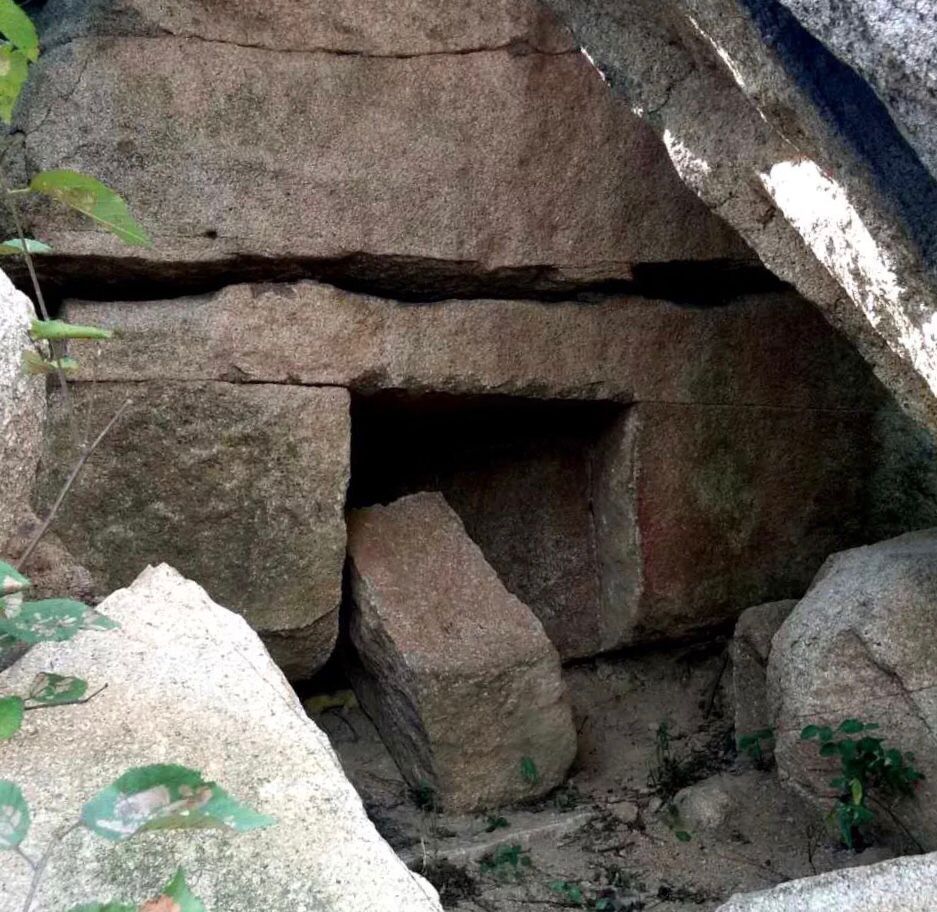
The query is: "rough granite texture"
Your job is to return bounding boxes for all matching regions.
[346,493,577,812]
[540,0,937,436]
[591,404,871,650]
[0,268,44,547]
[717,850,937,911]
[731,600,797,756]
[0,564,442,912]
[61,283,880,410]
[35,383,351,679]
[768,530,937,849]
[12,0,749,294]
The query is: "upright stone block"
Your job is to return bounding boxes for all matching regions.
[36,382,350,679]
[347,492,577,812]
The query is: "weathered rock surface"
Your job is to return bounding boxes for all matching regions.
[1,508,96,603]
[591,404,871,651]
[36,383,350,679]
[731,600,796,751]
[673,778,733,831]
[717,850,937,911]
[14,2,749,297]
[346,492,577,812]
[0,268,44,547]
[540,0,937,435]
[778,0,937,182]
[39,0,573,56]
[768,530,937,848]
[0,564,442,912]
[61,283,879,410]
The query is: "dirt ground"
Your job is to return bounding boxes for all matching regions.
[308,639,905,911]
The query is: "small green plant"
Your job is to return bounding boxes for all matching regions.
[738,728,775,769]
[520,756,540,786]
[801,719,924,849]
[410,780,438,812]
[1,763,275,910]
[484,814,509,833]
[0,561,117,741]
[478,843,531,881]
[648,722,694,799]
[549,879,585,906]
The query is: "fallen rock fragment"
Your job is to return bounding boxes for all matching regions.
[0,564,440,912]
[346,492,577,812]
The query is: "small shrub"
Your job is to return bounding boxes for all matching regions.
[478,843,531,881]
[737,728,775,769]
[801,718,924,849]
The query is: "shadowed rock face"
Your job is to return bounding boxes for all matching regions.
[537,0,937,435]
[11,0,751,302]
[346,493,577,812]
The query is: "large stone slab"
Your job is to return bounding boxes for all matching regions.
[768,530,937,849]
[36,382,350,679]
[61,283,880,411]
[14,2,750,294]
[346,492,577,812]
[539,0,937,435]
[0,564,442,912]
[717,850,937,911]
[0,268,45,547]
[591,403,872,652]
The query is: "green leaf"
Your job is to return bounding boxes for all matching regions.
[818,726,834,743]
[849,778,864,805]
[30,318,113,341]
[800,725,820,740]
[0,45,28,124]
[838,719,864,734]
[0,598,118,645]
[0,561,30,596]
[22,350,79,375]
[29,170,151,246]
[520,756,540,785]
[27,672,87,706]
[0,696,23,740]
[0,0,38,61]
[675,830,692,842]
[0,237,52,255]
[66,904,135,912]
[819,742,839,757]
[0,780,30,849]
[140,868,206,912]
[80,764,276,842]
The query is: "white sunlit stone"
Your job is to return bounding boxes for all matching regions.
[761,158,937,400]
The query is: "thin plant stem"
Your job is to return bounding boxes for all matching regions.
[12,845,36,871]
[0,171,74,431]
[16,399,131,570]
[24,683,108,712]
[21,822,81,912]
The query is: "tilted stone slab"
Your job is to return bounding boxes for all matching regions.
[61,283,880,411]
[768,529,937,849]
[717,850,937,911]
[0,564,441,912]
[36,382,350,679]
[346,492,577,812]
[16,2,749,291]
